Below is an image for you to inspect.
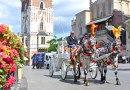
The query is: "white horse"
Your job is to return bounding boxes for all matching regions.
[76,36,98,86]
[96,38,121,85]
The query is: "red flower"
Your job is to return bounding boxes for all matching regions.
[111,47,114,51]
[92,59,96,62]
[120,47,123,51]
[6,75,15,87]
[13,34,17,38]
[2,40,7,45]
[10,64,17,73]
[16,42,20,44]
[95,45,98,49]
[87,44,90,48]
[107,62,111,65]
[3,57,14,65]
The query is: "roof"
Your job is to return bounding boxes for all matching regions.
[38,30,48,36]
[86,15,113,26]
[105,25,126,35]
[75,10,91,16]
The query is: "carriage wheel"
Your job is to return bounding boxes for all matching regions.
[61,60,67,80]
[90,63,98,79]
[49,60,54,77]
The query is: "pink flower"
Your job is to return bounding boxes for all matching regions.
[3,57,14,65]
[6,75,15,87]
[2,40,7,45]
[0,52,6,58]
[16,42,20,44]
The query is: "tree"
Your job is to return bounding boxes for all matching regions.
[44,35,63,53]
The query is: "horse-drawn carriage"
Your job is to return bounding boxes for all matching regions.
[49,40,98,80]
[49,23,122,86]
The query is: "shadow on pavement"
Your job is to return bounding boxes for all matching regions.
[44,75,112,85]
[117,69,130,71]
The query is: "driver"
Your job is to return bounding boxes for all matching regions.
[67,31,78,64]
[79,33,89,45]
[67,31,78,48]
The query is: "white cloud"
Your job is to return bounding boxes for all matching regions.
[53,0,90,38]
[0,4,10,18]
[0,0,21,8]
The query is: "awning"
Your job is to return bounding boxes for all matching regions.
[86,15,113,26]
[105,25,126,35]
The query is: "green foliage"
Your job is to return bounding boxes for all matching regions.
[44,35,63,53]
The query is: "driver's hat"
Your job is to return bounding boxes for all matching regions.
[84,33,88,37]
[71,31,75,34]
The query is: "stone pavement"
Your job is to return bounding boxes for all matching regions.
[17,63,130,90]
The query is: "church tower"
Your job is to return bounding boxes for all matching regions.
[20,0,54,65]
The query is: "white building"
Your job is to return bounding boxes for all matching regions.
[20,0,54,65]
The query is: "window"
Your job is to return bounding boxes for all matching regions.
[25,38,27,46]
[40,22,43,30]
[25,3,27,11]
[40,2,44,9]
[79,27,82,35]
[103,4,105,16]
[97,7,99,18]
[41,37,45,44]
[24,24,27,34]
[108,2,111,14]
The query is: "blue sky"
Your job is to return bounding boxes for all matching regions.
[0,0,93,38]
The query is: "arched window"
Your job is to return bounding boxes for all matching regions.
[25,3,27,11]
[40,2,44,9]
[40,22,43,30]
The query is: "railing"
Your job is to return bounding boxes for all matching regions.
[96,30,107,36]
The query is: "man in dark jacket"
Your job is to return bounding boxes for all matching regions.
[67,31,78,64]
[67,31,78,48]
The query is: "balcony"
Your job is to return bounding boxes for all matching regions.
[96,30,107,36]
[71,20,76,26]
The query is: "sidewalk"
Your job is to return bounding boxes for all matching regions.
[11,75,28,90]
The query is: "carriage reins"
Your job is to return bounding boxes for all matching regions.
[82,45,92,56]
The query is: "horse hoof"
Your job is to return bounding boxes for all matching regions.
[74,80,77,82]
[77,76,80,80]
[116,81,121,85]
[86,83,90,86]
[103,80,107,83]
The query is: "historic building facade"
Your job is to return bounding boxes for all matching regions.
[20,0,53,65]
[71,10,91,40]
[72,0,130,59]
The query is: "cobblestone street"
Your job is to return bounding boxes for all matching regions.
[21,64,130,90]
